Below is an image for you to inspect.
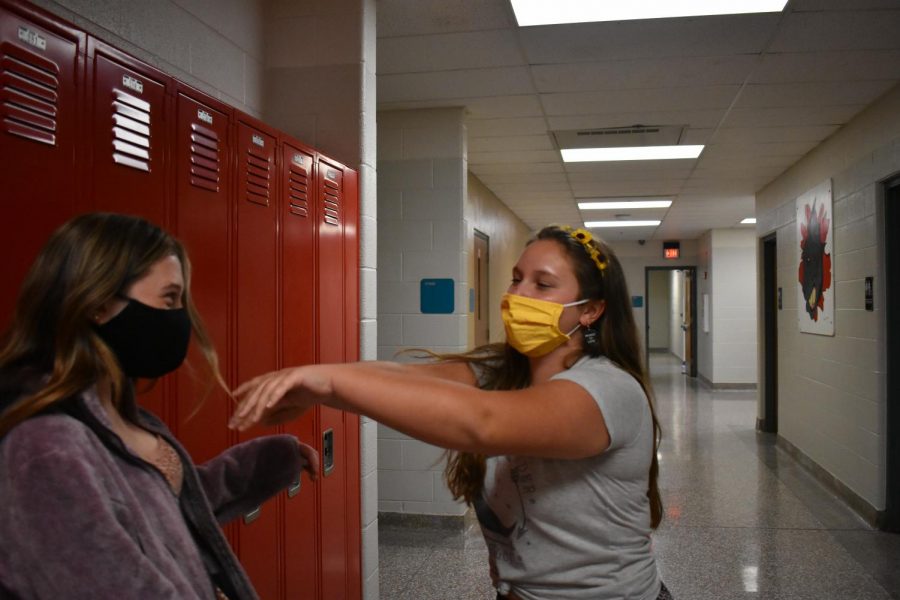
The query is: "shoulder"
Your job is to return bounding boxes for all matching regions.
[552,356,646,399]
[1,412,100,466]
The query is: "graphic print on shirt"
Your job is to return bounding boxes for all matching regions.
[476,456,538,569]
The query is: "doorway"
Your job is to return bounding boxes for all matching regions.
[645,266,697,377]
[474,230,490,347]
[760,233,778,434]
[883,177,900,531]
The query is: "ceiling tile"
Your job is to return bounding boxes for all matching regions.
[710,125,840,144]
[468,134,555,152]
[737,80,896,108]
[467,117,550,137]
[770,10,900,52]
[520,14,781,63]
[532,55,759,92]
[469,149,561,163]
[752,50,900,83]
[542,86,741,115]
[723,105,866,127]
[376,0,513,37]
[546,109,728,130]
[378,67,534,103]
[377,30,524,74]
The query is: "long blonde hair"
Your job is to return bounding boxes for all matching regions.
[444,225,664,529]
[0,213,225,436]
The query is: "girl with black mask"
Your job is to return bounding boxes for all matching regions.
[0,213,318,599]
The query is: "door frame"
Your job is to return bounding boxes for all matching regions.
[760,232,778,434]
[473,229,490,347]
[882,176,900,531]
[644,265,698,377]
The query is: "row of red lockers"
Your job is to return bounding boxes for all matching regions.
[0,1,362,598]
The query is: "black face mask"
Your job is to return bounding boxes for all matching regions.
[95,298,192,379]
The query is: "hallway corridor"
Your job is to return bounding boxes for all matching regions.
[379,353,900,599]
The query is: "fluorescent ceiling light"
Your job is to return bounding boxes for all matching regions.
[579,199,672,210]
[511,0,788,26]
[741,217,757,224]
[585,220,661,228]
[561,145,704,162]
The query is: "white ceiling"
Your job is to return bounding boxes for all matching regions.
[376,0,900,241]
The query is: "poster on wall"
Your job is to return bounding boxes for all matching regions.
[796,179,834,336]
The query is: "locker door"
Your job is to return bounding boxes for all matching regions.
[280,142,319,600]
[234,118,282,600]
[85,40,171,419]
[316,157,349,598]
[86,39,169,226]
[172,87,232,466]
[0,2,84,326]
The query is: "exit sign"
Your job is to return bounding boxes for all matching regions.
[663,241,680,259]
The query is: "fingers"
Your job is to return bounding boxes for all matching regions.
[230,368,307,430]
[297,441,320,481]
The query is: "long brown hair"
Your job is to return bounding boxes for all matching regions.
[444,225,664,529]
[0,213,225,436]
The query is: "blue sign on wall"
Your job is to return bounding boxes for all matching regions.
[631,295,644,308]
[420,278,455,314]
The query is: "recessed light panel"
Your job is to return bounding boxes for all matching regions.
[585,220,662,228]
[562,145,704,162]
[579,199,672,210]
[511,0,788,26]
[741,218,757,224]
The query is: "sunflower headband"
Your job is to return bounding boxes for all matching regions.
[560,226,608,273]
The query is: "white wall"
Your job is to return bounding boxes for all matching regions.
[33,0,266,116]
[376,108,468,517]
[465,174,533,345]
[647,270,671,350]
[756,82,900,512]
[711,229,758,384]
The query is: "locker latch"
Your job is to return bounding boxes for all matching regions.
[243,506,261,525]
[323,428,334,476]
[288,475,302,498]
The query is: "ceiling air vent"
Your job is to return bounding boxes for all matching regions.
[553,125,685,150]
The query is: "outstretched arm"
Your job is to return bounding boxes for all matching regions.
[230,362,609,460]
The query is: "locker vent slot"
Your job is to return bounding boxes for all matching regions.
[323,193,340,226]
[288,162,309,218]
[112,89,151,172]
[189,122,220,192]
[1,43,60,146]
[322,168,341,226]
[245,145,270,206]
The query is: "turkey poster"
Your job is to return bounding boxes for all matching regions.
[796,179,834,336]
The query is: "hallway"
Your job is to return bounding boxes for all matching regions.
[379,353,900,599]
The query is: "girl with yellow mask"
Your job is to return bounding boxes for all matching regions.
[231,225,671,600]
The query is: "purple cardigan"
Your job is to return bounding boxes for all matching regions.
[0,386,305,599]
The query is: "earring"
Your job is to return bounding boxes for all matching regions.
[583,326,599,347]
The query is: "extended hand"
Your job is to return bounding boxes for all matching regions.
[229,366,334,431]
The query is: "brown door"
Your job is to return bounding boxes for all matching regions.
[474,230,490,347]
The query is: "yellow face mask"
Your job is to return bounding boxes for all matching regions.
[501,293,588,357]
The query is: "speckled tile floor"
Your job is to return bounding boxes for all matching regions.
[378,354,900,599]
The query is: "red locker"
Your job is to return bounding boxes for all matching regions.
[85,38,171,226]
[279,140,320,599]
[316,156,350,599]
[171,85,233,464]
[83,39,173,419]
[234,117,283,600]
[0,0,84,326]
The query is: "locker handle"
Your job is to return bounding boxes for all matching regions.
[243,506,261,525]
[287,475,302,498]
[323,428,335,476]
